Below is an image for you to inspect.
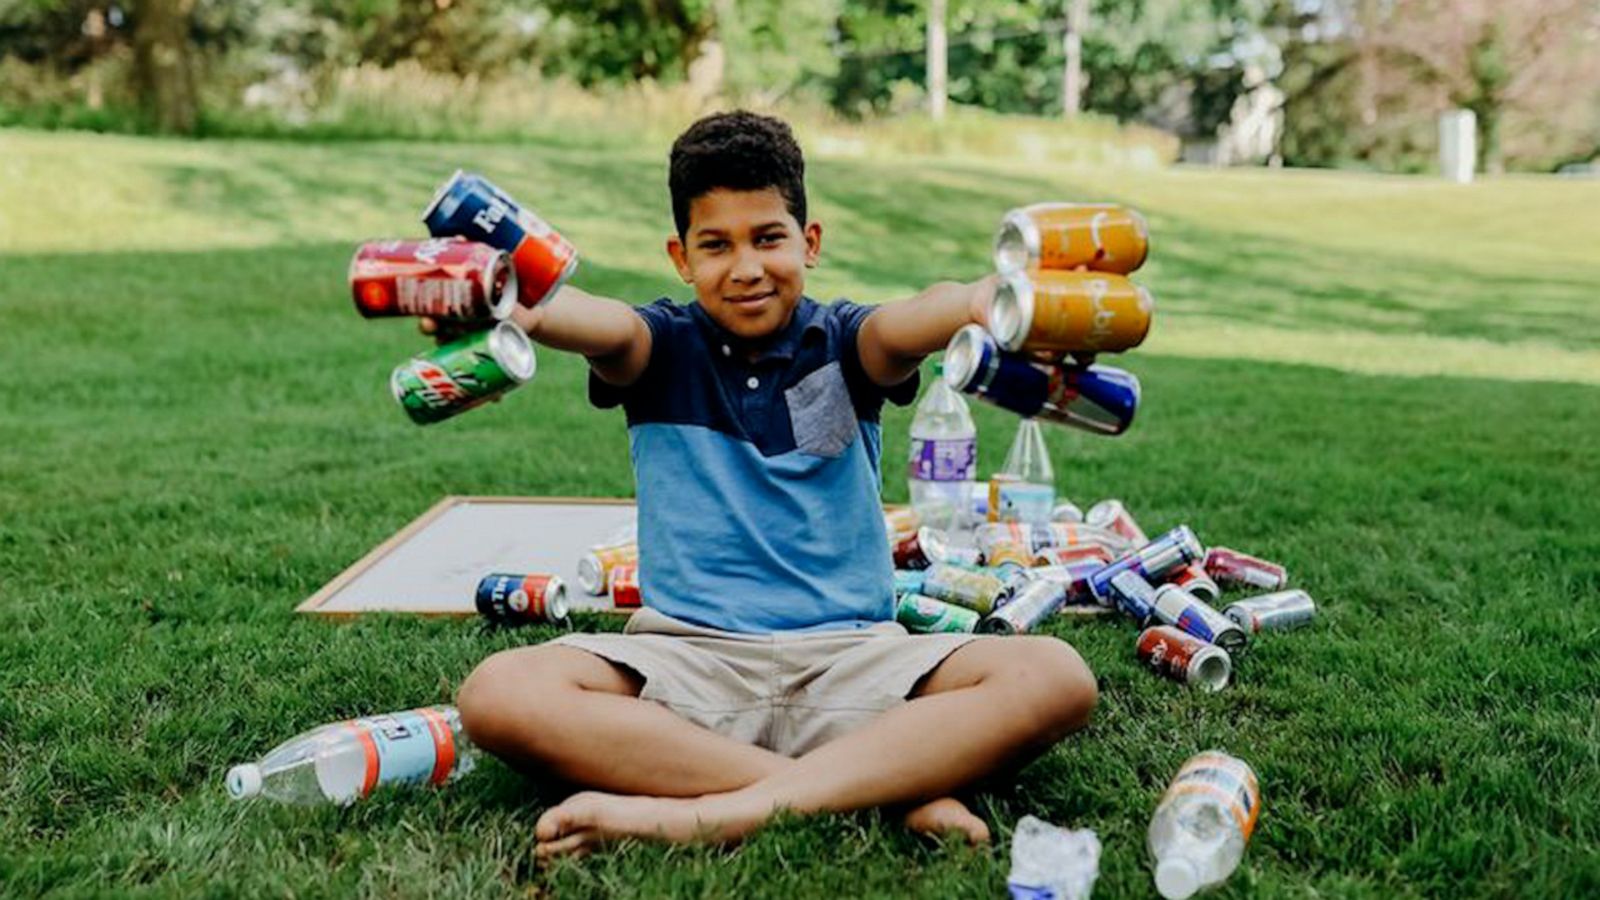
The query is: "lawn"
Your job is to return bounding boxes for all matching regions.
[1,128,1598,898]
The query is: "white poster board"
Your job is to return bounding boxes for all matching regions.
[298,497,638,616]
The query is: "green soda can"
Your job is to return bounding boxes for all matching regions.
[391,320,536,425]
[896,593,981,634]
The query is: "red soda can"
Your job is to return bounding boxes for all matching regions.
[1136,625,1231,692]
[1173,563,1222,602]
[1085,499,1148,548]
[349,238,517,321]
[1204,547,1289,591]
[892,526,946,570]
[475,573,569,625]
[609,564,642,609]
[422,170,578,307]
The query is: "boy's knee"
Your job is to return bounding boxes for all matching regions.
[457,648,568,753]
[1008,637,1098,739]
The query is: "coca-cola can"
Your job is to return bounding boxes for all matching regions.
[1204,547,1290,591]
[350,237,517,321]
[1137,625,1231,692]
[1224,590,1316,633]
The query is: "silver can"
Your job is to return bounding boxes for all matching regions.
[979,579,1068,635]
[1153,584,1248,656]
[1224,590,1316,633]
[921,564,1006,615]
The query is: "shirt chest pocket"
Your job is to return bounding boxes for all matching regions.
[785,362,858,458]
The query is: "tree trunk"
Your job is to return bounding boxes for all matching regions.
[130,0,199,134]
[1061,0,1088,117]
[926,0,947,119]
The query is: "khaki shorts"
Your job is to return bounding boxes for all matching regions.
[551,607,978,758]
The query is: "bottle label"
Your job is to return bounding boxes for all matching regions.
[908,437,976,482]
[1162,751,1260,841]
[344,707,458,798]
[988,479,1055,524]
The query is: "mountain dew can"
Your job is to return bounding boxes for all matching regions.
[895,593,980,634]
[391,321,536,425]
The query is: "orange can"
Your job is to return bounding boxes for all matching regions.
[994,203,1149,276]
[989,270,1153,355]
[577,541,638,595]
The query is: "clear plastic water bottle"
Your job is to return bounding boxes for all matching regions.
[993,419,1055,524]
[908,363,977,531]
[1007,814,1101,900]
[1148,751,1261,899]
[226,706,476,805]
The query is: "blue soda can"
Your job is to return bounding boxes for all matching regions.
[942,325,1140,435]
[1107,570,1159,624]
[1088,525,1205,605]
[422,170,579,307]
[893,569,928,597]
[1152,584,1248,655]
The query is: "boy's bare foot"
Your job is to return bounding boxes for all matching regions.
[902,796,991,845]
[534,790,767,859]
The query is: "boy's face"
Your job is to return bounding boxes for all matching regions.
[667,187,822,342]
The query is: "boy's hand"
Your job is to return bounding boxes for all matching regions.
[418,301,546,345]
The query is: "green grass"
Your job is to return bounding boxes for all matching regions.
[2,127,1599,898]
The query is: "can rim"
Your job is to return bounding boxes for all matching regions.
[941,324,988,393]
[488,320,537,383]
[421,169,467,228]
[990,272,1034,351]
[546,576,570,621]
[992,208,1040,277]
[1189,644,1232,691]
[488,251,520,320]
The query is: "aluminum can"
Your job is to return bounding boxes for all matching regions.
[1108,570,1159,624]
[1136,625,1231,692]
[921,563,1006,614]
[976,522,1124,557]
[883,507,922,540]
[422,170,578,307]
[1173,564,1222,603]
[475,573,568,625]
[989,270,1154,355]
[896,593,981,634]
[891,526,945,570]
[1034,543,1115,568]
[1040,362,1141,436]
[349,237,517,321]
[983,539,1034,571]
[1204,547,1290,591]
[994,203,1150,277]
[893,569,928,597]
[1087,525,1205,603]
[1085,498,1148,547]
[1224,590,1316,633]
[1029,559,1104,605]
[577,541,638,595]
[390,321,536,425]
[943,324,1140,436]
[608,564,642,609]
[980,579,1068,635]
[1152,584,1248,655]
[1051,501,1084,523]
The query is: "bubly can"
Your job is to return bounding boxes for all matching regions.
[608,565,642,609]
[577,541,638,595]
[1152,584,1248,655]
[922,564,1006,614]
[1224,590,1316,633]
[1204,547,1290,591]
[350,238,517,321]
[422,170,578,307]
[896,593,981,634]
[1108,570,1159,624]
[390,321,536,425]
[1173,564,1222,603]
[1088,525,1205,604]
[989,270,1154,355]
[1137,625,1231,692]
[475,573,569,625]
[994,203,1150,276]
[1085,499,1148,547]
[980,578,1068,634]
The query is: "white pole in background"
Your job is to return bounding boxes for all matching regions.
[927,0,947,120]
[1439,109,1476,184]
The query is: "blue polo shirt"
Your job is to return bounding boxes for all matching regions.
[590,296,919,633]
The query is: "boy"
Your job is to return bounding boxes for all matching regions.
[451,111,1097,858]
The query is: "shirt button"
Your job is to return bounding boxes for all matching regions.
[746,376,759,390]
[722,344,731,357]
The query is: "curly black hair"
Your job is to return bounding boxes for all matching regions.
[669,110,807,239]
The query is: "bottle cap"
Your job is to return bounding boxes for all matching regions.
[226,764,263,800]
[1155,856,1201,899]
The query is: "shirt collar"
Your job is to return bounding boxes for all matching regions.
[691,295,827,364]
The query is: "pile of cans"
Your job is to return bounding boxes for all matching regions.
[943,203,1154,436]
[348,170,579,425]
[471,526,641,627]
[886,500,1316,691]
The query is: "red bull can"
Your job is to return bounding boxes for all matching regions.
[896,593,981,634]
[994,203,1150,276]
[1085,499,1148,547]
[475,573,569,625]
[1152,584,1248,655]
[1107,570,1159,624]
[1173,564,1222,603]
[1137,625,1231,692]
[349,238,517,321]
[1088,525,1205,604]
[1029,559,1105,605]
[1224,590,1316,632]
[577,541,638,595]
[609,564,642,609]
[390,321,536,425]
[979,578,1068,634]
[942,325,1141,436]
[1204,547,1290,591]
[989,270,1154,355]
[422,170,578,307]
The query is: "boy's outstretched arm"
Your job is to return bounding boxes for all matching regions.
[856,275,998,388]
[425,284,652,387]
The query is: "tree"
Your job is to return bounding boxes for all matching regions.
[129,0,199,133]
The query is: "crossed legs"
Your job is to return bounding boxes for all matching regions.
[457,636,1096,857]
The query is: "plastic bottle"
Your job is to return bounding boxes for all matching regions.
[226,706,476,805]
[992,419,1055,524]
[1007,814,1101,900]
[1148,751,1260,899]
[907,363,977,531]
